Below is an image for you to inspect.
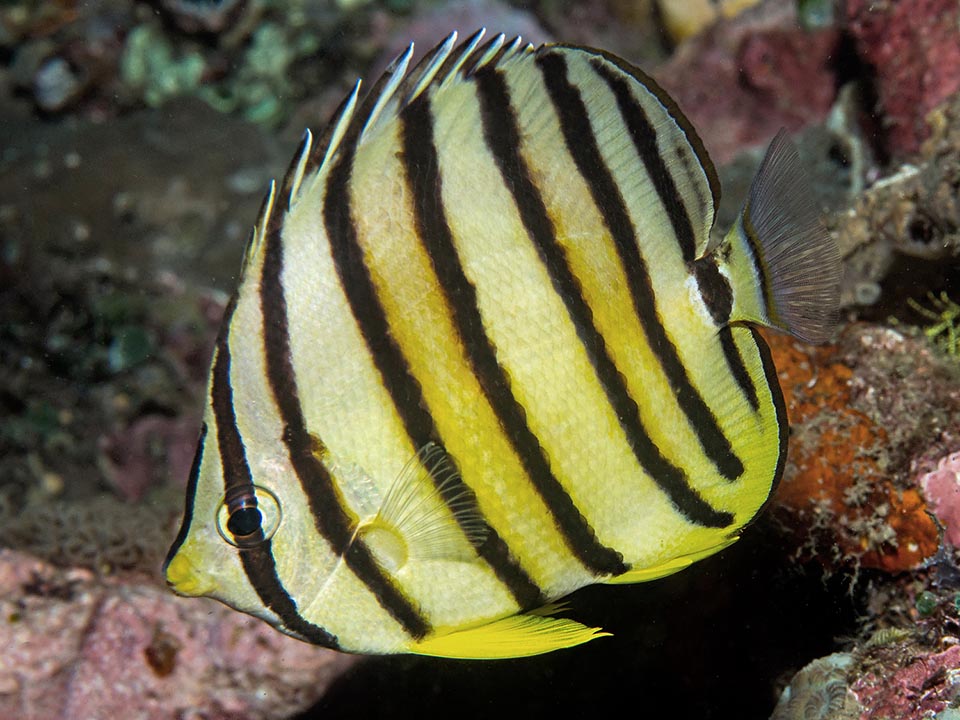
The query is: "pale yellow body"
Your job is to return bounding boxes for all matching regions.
[165,31,838,658]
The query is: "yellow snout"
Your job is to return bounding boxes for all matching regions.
[164,550,215,597]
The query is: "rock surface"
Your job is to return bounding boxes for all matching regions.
[0,550,355,720]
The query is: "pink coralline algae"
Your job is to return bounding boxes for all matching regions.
[654,0,839,165]
[846,0,960,157]
[100,415,202,502]
[0,550,355,720]
[920,451,960,548]
[851,644,960,718]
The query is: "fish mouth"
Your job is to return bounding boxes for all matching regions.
[163,550,214,597]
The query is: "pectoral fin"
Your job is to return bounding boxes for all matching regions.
[357,442,488,571]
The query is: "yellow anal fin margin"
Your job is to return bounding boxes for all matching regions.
[605,536,740,585]
[407,612,610,659]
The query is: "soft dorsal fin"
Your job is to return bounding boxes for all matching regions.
[355,442,488,572]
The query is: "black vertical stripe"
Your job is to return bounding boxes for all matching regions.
[259,223,430,640]
[399,92,627,576]
[321,115,545,610]
[590,59,698,264]
[692,257,760,412]
[745,326,788,518]
[671,144,711,233]
[741,202,779,324]
[537,50,745,483]
[473,66,732,530]
[163,423,207,570]
[210,298,338,648]
[692,257,733,325]
[570,46,722,215]
[719,326,760,412]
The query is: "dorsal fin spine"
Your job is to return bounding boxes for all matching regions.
[288,129,313,207]
[489,36,528,69]
[319,80,362,173]
[257,179,277,241]
[464,33,507,77]
[434,28,487,86]
[360,44,414,141]
[241,179,276,276]
[402,31,459,103]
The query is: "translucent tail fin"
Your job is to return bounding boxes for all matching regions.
[717,131,841,344]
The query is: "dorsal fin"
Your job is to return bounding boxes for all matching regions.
[399,31,459,106]
[432,28,487,87]
[240,179,276,278]
[277,129,314,211]
[481,35,530,73]
[359,43,415,141]
[303,79,362,184]
[247,77,361,246]
[290,31,536,208]
[463,32,506,75]
[245,29,540,271]
[462,33,532,78]
[286,129,313,207]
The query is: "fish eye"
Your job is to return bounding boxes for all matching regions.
[216,485,282,548]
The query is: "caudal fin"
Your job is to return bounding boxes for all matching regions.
[718,130,841,344]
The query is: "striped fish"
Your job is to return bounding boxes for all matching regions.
[164,29,840,659]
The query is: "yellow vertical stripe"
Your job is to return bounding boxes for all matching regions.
[348,101,580,611]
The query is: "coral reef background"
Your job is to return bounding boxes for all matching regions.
[1,0,960,718]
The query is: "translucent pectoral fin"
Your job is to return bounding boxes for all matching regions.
[605,535,740,585]
[408,612,611,659]
[359,442,488,571]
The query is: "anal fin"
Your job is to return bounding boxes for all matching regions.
[407,612,610,659]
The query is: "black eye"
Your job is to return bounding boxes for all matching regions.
[227,506,263,537]
[216,485,282,548]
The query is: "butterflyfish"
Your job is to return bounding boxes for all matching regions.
[164,29,841,659]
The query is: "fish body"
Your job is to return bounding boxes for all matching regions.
[164,30,840,659]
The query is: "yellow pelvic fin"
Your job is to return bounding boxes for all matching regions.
[605,536,740,585]
[359,442,488,570]
[407,612,611,659]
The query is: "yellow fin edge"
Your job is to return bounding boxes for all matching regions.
[407,612,610,659]
[605,536,740,585]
